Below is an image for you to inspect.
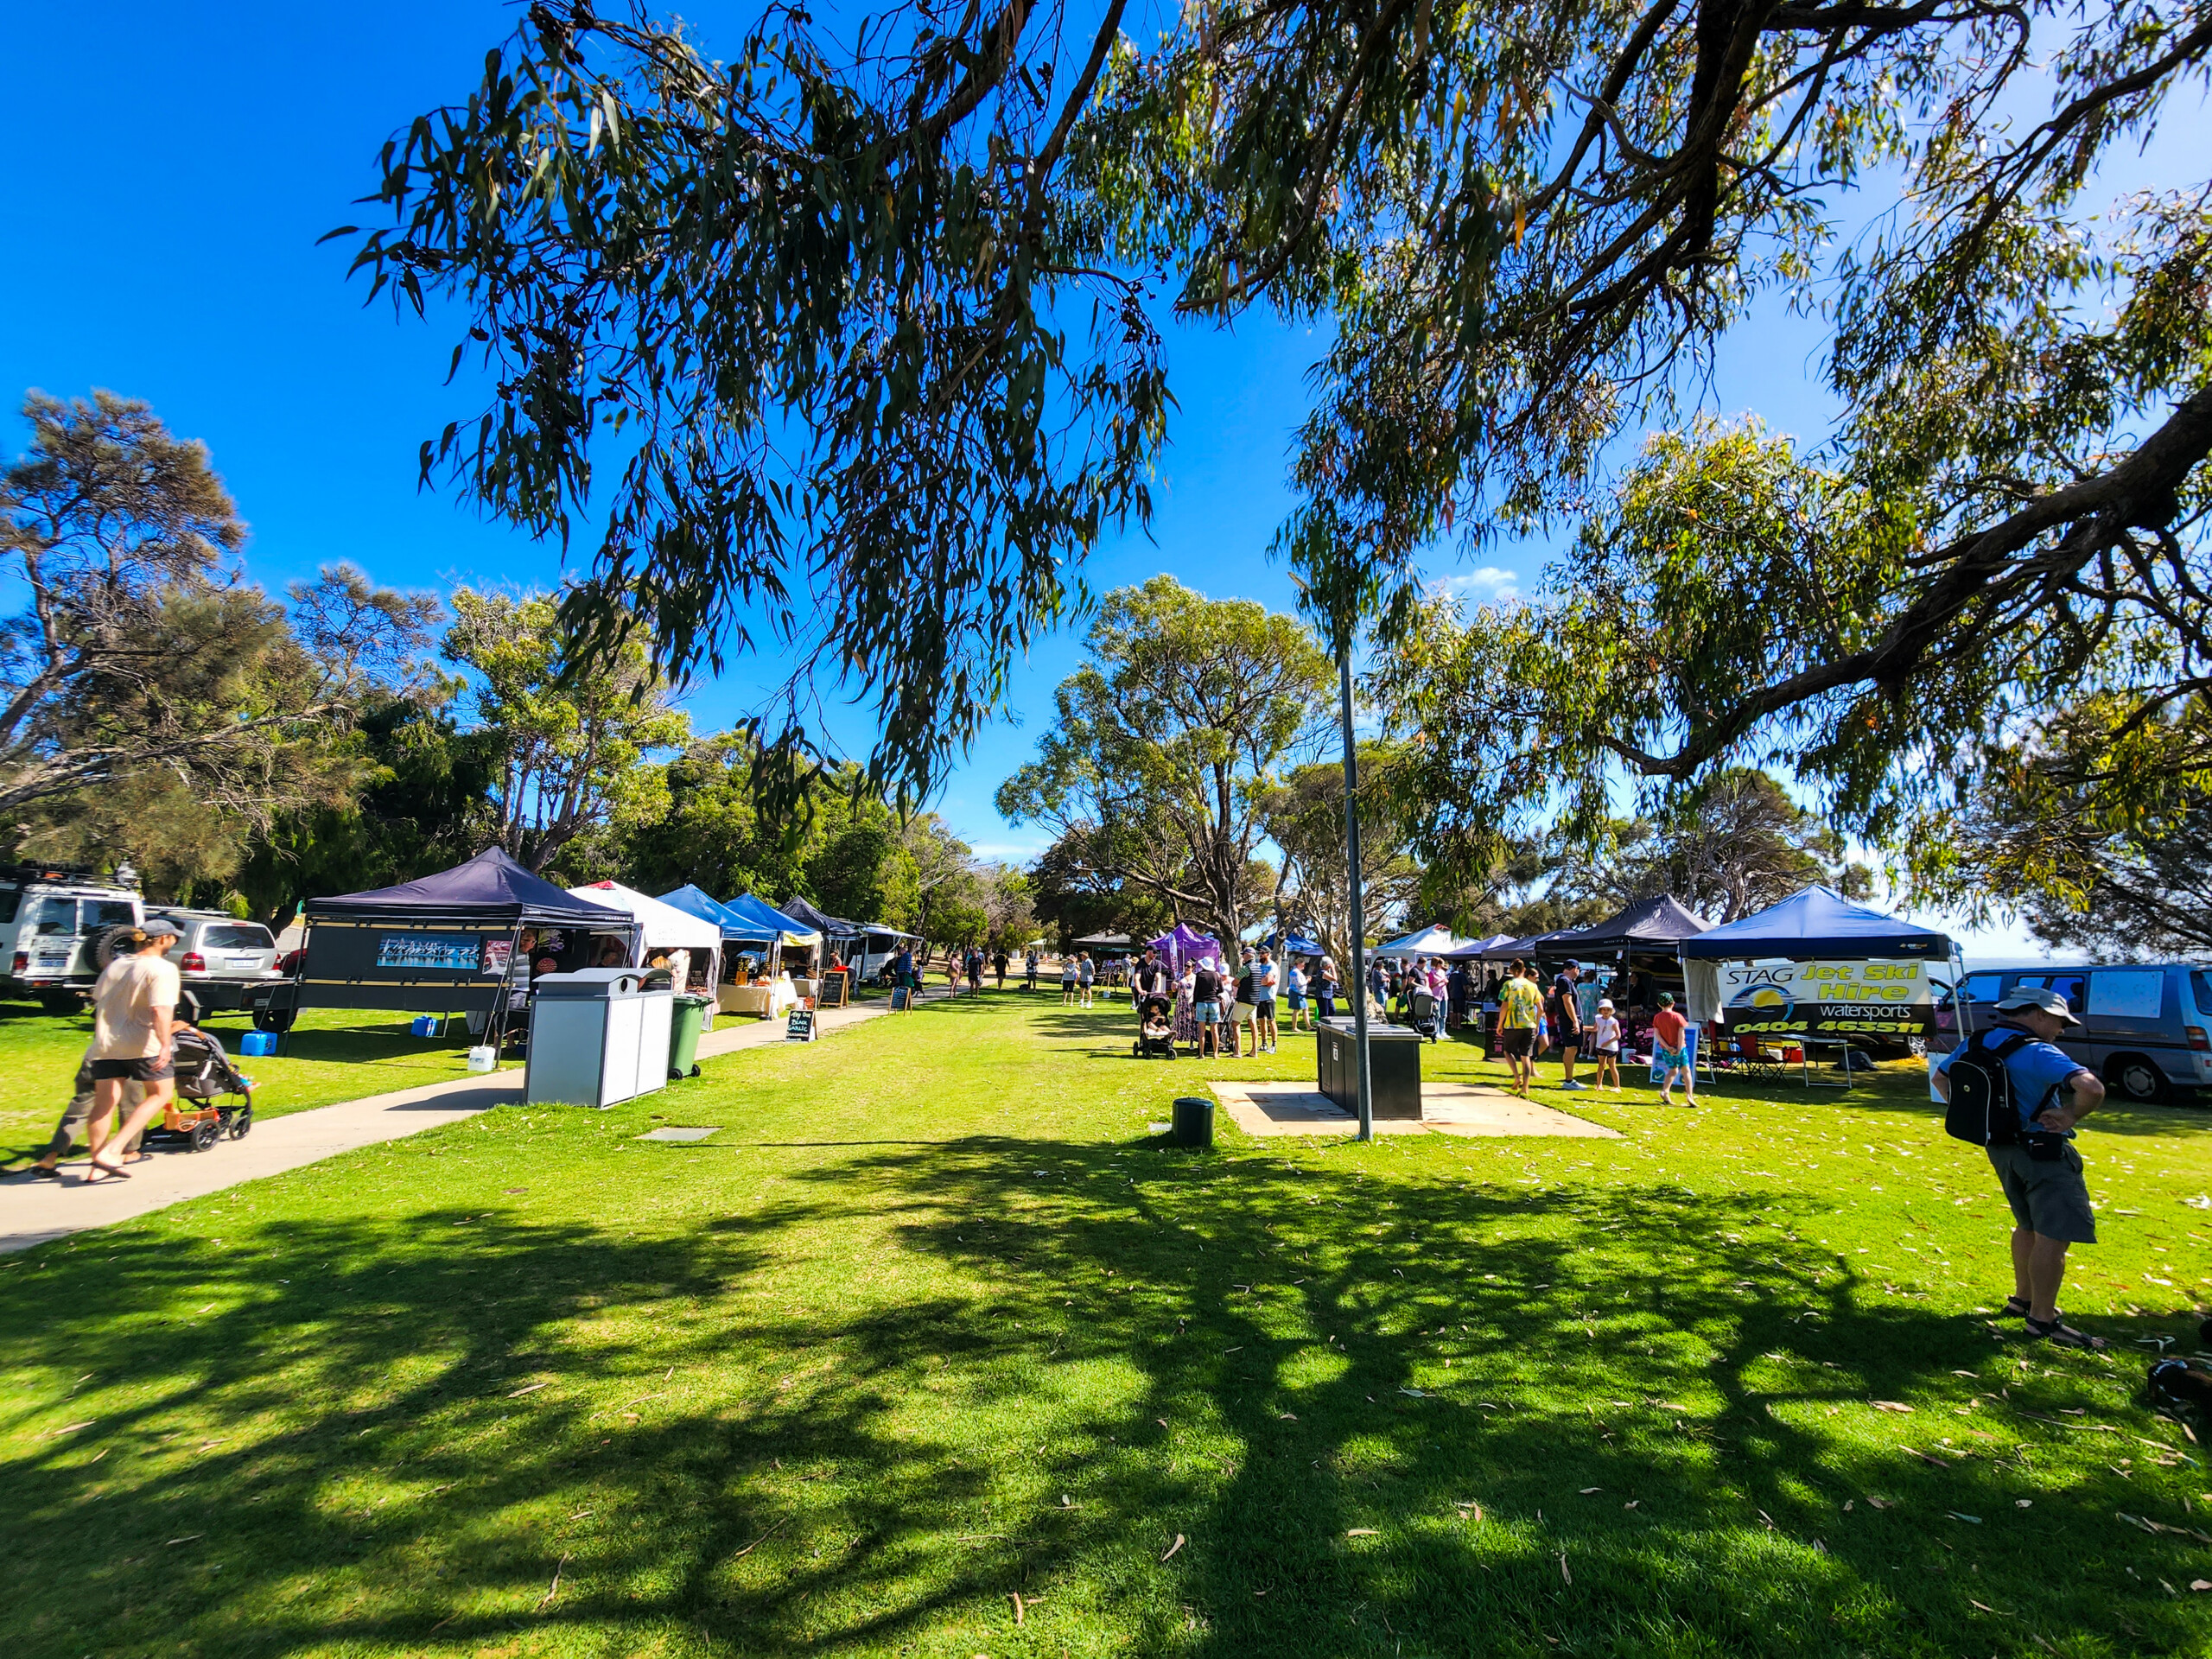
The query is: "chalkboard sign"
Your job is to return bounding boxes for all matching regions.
[820,968,852,1009]
[889,985,912,1011]
[786,1005,817,1042]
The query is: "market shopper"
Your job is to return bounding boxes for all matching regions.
[1024,948,1040,992]
[1589,998,1623,1091]
[1549,961,1588,1090]
[1252,948,1281,1052]
[81,921,184,1181]
[1191,957,1224,1058]
[1496,959,1543,1095]
[1930,986,2108,1350]
[992,948,1008,989]
[1314,957,1339,1020]
[23,1048,146,1178]
[892,944,918,1009]
[1060,954,1080,1004]
[1284,957,1311,1032]
[1650,992,1695,1107]
[1078,950,1096,1007]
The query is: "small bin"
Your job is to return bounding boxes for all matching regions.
[669,994,709,1078]
[1171,1096,1214,1149]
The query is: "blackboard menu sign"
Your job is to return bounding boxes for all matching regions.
[820,969,852,1009]
[786,1005,817,1042]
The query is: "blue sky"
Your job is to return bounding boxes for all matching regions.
[2,0,2101,960]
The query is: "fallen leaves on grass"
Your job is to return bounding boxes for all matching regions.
[537,1551,571,1609]
[1161,1533,1185,1561]
[1872,1401,1915,1414]
[506,1382,548,1399]
[1903,1447,1952,1469]
[1346,1529,1378,1537]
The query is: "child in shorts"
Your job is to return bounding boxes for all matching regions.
[1590,997,1622,1091]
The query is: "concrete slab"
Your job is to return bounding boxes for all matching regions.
[1209,1080,1620,1141]
[635,1126,718,1141]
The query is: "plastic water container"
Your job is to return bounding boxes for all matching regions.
[466,1046,498,1073]
[410,1014,445,1038]
[239,1031,278,1058]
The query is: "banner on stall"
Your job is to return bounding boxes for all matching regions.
[1718,957,1936,1038]
[375,931,484,973]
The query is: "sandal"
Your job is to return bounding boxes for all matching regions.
[84,1159,132,1184]
[2023,1315,2105,1351]
[2001,1295,2031,1319]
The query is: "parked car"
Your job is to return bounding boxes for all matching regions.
[144,909,283,1013]
[0,863,143,1013]
[1937,963,2212,1104]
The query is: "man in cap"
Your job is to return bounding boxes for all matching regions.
[1549,959,1587,1090]
[1931,985,2107,1349]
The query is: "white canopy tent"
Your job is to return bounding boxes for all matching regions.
[565,880,726,990]
[1373,923,1475,959]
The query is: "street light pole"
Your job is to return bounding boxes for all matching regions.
[1337,640,1374,1143]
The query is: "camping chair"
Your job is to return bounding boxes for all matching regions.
[1728,1031,1789,1086]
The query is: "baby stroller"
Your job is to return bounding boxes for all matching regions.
[145,1027,255,1151]
[1132,993,1178,1060]
[1406,988,1441,1043]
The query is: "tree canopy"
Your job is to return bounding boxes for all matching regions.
[995,575,1332,942]
[0,391,439,884]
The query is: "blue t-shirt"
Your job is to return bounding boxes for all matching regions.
[1936,1027,2088,1132]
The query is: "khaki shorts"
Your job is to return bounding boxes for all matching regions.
[1987,1141,2098,1244]
[1499,1027,1535,1058]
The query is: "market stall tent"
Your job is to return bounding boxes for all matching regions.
[658,884,755,938]
[263,847,635,1030]
[1675,883,1956,1053]
[566,880,723,988]
[1375,922,1475,958]
[1678,886,1950,960]
[1546,894,1712,956]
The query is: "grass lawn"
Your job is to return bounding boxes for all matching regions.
[3,992,2210,1657]
[0,1001,517,1150]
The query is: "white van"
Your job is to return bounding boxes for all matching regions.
[0,863,144,1013]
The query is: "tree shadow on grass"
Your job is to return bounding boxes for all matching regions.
[2,1135,2203,1658]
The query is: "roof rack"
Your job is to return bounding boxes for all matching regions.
[1,860,130,887]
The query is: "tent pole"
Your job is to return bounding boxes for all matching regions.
[1337,642,1374,1143]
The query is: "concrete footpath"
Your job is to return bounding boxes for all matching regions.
[0,995,906,1254]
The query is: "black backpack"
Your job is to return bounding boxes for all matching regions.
[1943,1030,2032,1146]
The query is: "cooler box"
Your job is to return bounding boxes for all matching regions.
[525,969,673,1109]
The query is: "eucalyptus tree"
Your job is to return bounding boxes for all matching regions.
[995,576,1332,943]
[337,0,1168,817]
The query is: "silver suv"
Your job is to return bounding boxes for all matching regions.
[0,864,143,1014]
[145,910,283,1013]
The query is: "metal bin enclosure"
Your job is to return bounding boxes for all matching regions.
[1315,1018,1425,1118]
[525,969,674,1109]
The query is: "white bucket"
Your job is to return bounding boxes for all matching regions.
[466,1046,497,1073]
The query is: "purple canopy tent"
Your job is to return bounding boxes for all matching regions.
[1147,923,1225,973]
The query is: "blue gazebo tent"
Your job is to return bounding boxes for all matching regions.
[658,884,755,936]
[1677,886,1949,960]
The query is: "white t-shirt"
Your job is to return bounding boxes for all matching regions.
[1592,1014,1622,1052]
[92,952,181,1060]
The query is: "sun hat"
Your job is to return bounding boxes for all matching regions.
[1995,984,2083,1026]
[1597,998,1614,1010]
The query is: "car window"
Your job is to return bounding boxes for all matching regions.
[26,896,76,936]
[2037,974,2088,1008]
[0,888,19,925]
[2196,970,2212,1017]
[205,925,273,950]
[1958,974,2002,1002]
[2087,969,2164,1020]
[82,900,137,931]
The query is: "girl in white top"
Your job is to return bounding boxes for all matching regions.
[1590,998,1623,1091]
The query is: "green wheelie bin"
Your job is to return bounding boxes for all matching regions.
[669,994,709,1079]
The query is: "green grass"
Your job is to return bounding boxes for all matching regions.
[0,1001,515,1147]
[3,992,2210,1657]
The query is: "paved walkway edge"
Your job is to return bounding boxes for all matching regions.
[0,995,904,1254]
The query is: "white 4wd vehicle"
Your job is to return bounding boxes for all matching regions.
[0,864,144,1014]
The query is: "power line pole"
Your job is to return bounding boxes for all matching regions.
[1337,639,1373,1143]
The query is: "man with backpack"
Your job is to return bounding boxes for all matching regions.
[1933,985,2107,1350]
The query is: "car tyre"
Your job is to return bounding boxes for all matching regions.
[2107,1053,2167,1103]
[251,1006,295,1033]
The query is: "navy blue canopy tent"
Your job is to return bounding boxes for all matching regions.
[1546,895,1713,957]
[258,848,636,1031]
[1677,886,1949,959]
